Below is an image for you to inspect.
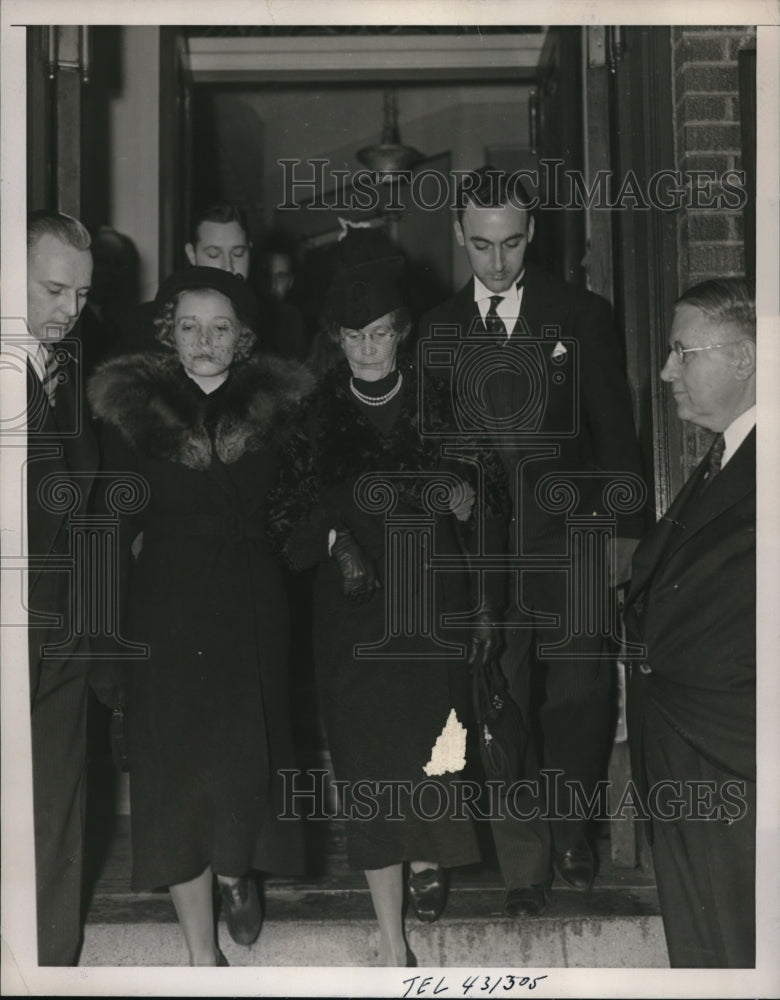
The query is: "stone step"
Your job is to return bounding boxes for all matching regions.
[79,817,667,968]
[81,888,666,968]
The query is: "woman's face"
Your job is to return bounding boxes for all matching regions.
[339,312,399,381]
[173,289,240,380]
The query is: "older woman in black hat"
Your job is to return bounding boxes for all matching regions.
[269,252,508,965]
[88,267,309,965]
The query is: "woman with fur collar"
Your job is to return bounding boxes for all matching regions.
[268,253,508,966]
[88,267,310,965]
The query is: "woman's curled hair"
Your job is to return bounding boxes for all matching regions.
[153,288,257,362]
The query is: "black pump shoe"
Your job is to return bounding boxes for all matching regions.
[408,866,448,923]
[219,875,263,945]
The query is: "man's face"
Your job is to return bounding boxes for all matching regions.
[661,303,753,431]
[185,220,250,278]
[269,252,294,301]
[454,200,534,293]
[27,234,93,342]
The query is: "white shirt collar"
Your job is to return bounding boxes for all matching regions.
[16,330,50,382]
[722,404,756,467]
[472,273,523,304]
[472,273,526,336]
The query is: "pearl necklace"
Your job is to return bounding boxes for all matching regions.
[349,370,403,407]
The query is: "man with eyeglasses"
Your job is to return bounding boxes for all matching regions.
[626,277,756,967]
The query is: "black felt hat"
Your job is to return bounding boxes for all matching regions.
[155,266,258,328]
[327,255,405,330]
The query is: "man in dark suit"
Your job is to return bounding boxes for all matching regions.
[25,210,99,964]
[111,202,297,360]
[420,167,645,916]
[626,277,756,967]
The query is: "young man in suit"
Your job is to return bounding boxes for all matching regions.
[626,278,756,967]
[24,210,99,964]
[419,167,645,916]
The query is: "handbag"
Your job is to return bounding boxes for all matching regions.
[471,655,527,784]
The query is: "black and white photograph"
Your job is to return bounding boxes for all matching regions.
[1,2,778,996]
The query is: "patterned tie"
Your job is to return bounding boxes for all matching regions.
[707,434,726,483]
[485,295,505,335]
[703,433,726,488]
[41,345,63,407]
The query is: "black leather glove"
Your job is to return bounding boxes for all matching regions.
[88,662,126,710]
[468,603,500,668]
[330,528,381,606]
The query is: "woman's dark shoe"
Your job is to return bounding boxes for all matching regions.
[408,866,448,923]
[219,875,262,945]
[504,883,549,917]
[216,949,230,966]
[406,946,418,967]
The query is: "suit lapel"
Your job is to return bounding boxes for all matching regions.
[454,280,484,336]
[628,429,755,601]
[26,350,99,594]
[516,263,558,337]
[663,428,755,560]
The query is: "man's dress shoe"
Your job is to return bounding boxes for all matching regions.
[219,875,263,945]
[408,866,448,923]
[554,840,595,891]
[504,883,548,917]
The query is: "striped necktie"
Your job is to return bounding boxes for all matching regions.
[485,295,505,335]
[41,345,63,407]
[703,433,726,488]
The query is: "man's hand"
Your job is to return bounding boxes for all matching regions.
[468,603,500,668]
[330,528,381,605]
[449,480,476,522]
[88,662,126,710]
[611,537,640,587]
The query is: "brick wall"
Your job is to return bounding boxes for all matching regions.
[671,26,756,473]
[672,25,756,288]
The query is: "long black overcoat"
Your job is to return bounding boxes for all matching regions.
[89,352,310,890]
[269,360,509,870]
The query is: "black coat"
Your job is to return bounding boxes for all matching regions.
[626,429,756,789]
[88,351,311,889]
[27,344,99,697]
[419,263,645,552]
[269,360,509,869]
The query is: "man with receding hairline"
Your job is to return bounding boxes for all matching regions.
[24,209,99,964]
[626,277,756,967]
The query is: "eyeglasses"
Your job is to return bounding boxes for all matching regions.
[668,341,744,364]
[341,328,396,345]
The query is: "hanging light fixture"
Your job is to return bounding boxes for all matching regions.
[357,90,424,182]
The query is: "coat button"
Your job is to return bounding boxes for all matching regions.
[639,662,652,675]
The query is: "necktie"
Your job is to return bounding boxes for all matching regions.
[703,433,726,487]
[41,345,62,407]
[485,295,505,335]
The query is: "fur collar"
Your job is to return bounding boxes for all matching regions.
[88,351,313,469]
[308,359,466,507]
